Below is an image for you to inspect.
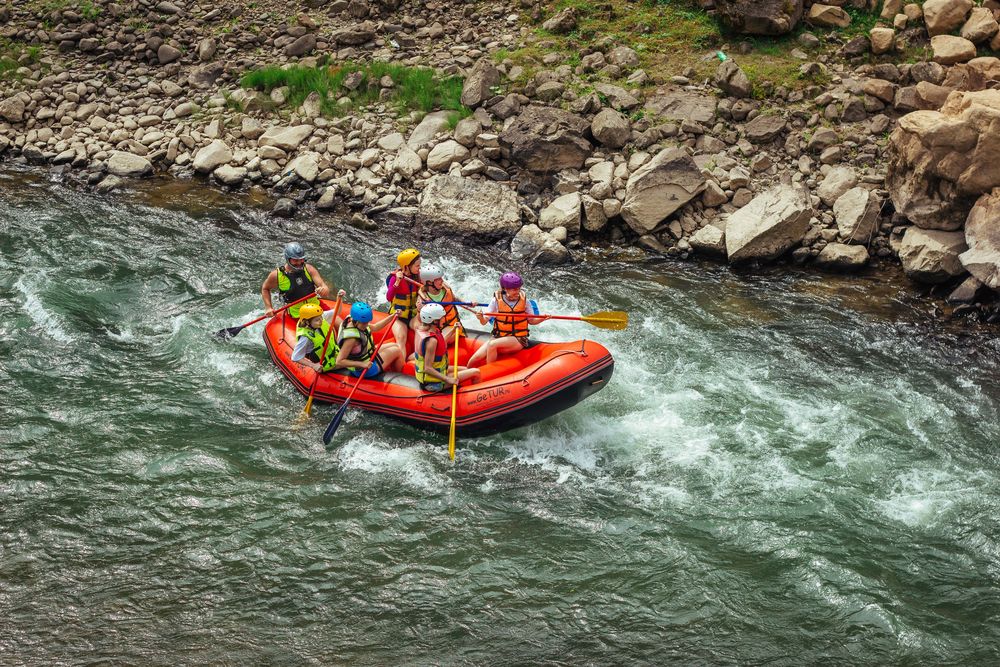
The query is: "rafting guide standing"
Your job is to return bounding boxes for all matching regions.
[260,242,332,319]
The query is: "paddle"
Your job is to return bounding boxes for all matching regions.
[479,310,629,331]
[436,301,489,307]
[214,291,316,340]
[322,313,399,447]
[297,294,342,423]
[448,323,462,461]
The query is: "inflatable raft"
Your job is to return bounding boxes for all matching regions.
[264,299,615,436]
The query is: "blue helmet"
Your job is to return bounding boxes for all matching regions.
[284,242,306,260]
[350,302,373,323]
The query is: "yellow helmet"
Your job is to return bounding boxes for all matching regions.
[397,248,420,268]
[298,303,323,321]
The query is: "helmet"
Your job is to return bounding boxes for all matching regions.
[284,242,306,261]
[420,302,446,324]
[500,272,523,289]
[397,248,420,268]
[420,263,443,284]
[298,303,323,321]
[350,302,373,323]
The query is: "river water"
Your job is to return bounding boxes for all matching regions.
[3,168,1000,664]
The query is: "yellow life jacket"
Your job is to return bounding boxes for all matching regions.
[296,319,339,371]
[386,271,419,319]
[337,319,374,362]
[277,264,319,318]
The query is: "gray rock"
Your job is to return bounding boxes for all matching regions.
[539,192,582,233]
[621,147,707,233]
[716,59,752,98]
[725,184,813,263]
[813,243,869,271]
[0,95,25,122]
[499,106,592,173]
[393,145,423,179]
[95,174,124,193]
[198,37,217,61]
[317,187,338,210]
[418,174,521,240]
[272,198,297,218]
[407,110,453,148]
[193,139,233,174]
[608,46,640,68]
[258,125,314,151]
[106,151,153,177]
[817,166,859,207]
[511,224,571,265]
[899,226,968,283]
[213,164,247,186]
[582,195,608,232]
[833,187,881,243]
[289,152,321,183]
[744,114,787,143]
[959,187,1000,288]
[591,108,630,148]
[461,58,500,108]
[714,0,804,35]
[644,90,717,124]
[157,44,182,65]
[690,223,727,257]
[285,34,317,57]
[426,140,469,171]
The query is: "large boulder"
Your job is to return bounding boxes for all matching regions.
[461,58,500,108]
[106,151,153,177]
[725,184,813,263]
[690,223,727,258]
[807,4,851,28]
[289,151,320,183]
[192,139,232,174]
[621,147,707,234]
[499,106,592,173]
[644,89,717,124]
[961,7,1000,44]
[923,0,973,37]
[418,174,521,240]
[716,59,752,99]
[714,0,804,35]
[426,140,469,171]
[959,187,1000,288]
[898,227,968,283]
[833,187,881,243]
[887,89,1000,230]
[0,95,25,123]
[258,125,313,151]
[817,166,858,207]
[407,110,453,148]
[931,35,977,65]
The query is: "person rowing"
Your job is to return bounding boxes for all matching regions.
[289,297,345,373]
[334,302,404,379]
[413,303,480,392]
[468,272,546,367]
[385,247,421,352]
[261,242,332,319]
[412,262,461,344]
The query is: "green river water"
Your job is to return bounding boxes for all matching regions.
[3,168,1000,665]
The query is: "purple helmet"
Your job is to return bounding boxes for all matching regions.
[500,272,523,289]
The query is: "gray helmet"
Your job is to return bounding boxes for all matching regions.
[284,242,306,261]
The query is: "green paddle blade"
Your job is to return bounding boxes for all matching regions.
[581,311,628,330]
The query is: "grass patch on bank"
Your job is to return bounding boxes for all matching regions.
[241,61,470,121]
[0,38,42,81]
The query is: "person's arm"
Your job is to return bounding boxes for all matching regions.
[307,264,331,298]
[370,317,394,333]
[477,297,497,325]
[420,338,455,385]
[261,270,279,317]
[527,299,545,325]
[334,339,370,371]
[291,336,322,372]
[385,270,403,302]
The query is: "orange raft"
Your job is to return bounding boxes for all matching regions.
[264,299,615,436]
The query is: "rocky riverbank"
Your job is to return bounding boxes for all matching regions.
[2,0,1000,320]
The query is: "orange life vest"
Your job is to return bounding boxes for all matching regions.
[492,289,530,338]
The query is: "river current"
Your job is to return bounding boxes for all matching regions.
[3,168,1000,664]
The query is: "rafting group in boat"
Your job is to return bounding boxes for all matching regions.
[262,242,548,393]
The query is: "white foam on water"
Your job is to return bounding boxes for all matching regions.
[106,328,136,342]
[13,275,75,343]
[876,468,969,527]
[202,350,248,378]
[337,434,450,492]
[145,451,233,477]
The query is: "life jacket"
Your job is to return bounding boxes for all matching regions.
[492,289,530,338]
[421,286,459,327]
[337,318,374,362]
[414,328,448,385]
[296,319,339,371]
[386,271,419,319]
[277,264,319,318]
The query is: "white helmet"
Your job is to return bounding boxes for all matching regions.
[420,263,443,283]
[420,302,447,324]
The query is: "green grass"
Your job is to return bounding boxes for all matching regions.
[241,62,470,118]
[0,38,43,81]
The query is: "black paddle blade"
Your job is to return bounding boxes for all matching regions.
[214,325,245,341]
[322,402,349,446]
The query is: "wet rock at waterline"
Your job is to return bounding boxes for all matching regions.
[813,243,870,272]
[959,187,1000,289]
[510,224,570,265]
[725,184,813,263]
[898,227,969,283]
[106,151,153,178]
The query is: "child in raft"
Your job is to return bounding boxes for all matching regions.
[413,303,480,392]
[385,247,422,353]
[334,302,405,378]
[290,301,344,373]
[410,262,461,344]
[468,271,547,367]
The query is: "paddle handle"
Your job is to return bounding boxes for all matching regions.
[243,291,316,328]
